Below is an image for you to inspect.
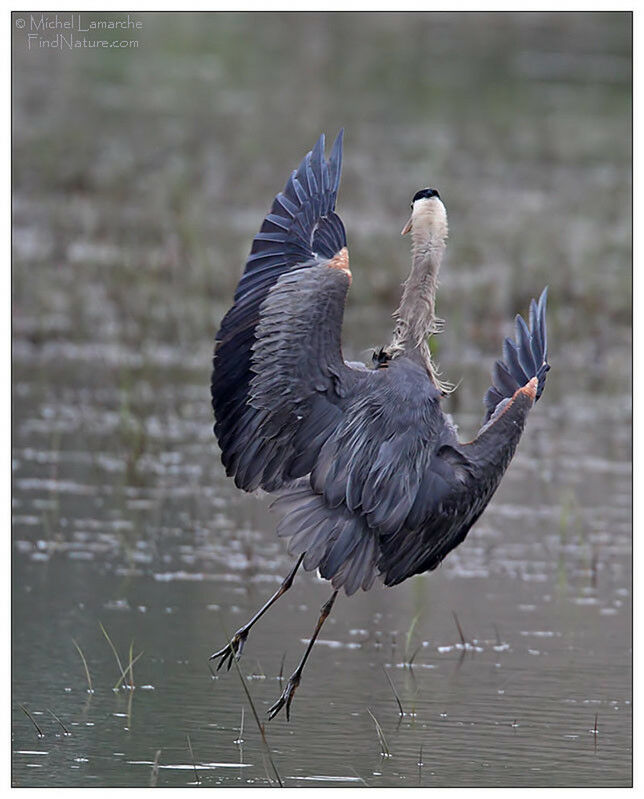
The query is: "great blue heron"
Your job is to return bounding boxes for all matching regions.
[210,131,549,720]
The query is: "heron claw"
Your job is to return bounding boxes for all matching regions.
[209,629,249,671]
[267,674,300,721]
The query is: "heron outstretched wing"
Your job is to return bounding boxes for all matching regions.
[212,131,369,492]
[374,288,551,587]
[481,287,549,425]
[377,288,551,585]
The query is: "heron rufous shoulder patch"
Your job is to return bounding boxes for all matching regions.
[500,377,538,418]
[518,376,538,401]
[328,247,351,281]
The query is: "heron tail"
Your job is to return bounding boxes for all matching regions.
[271,485,380,596]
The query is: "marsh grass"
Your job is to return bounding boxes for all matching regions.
[220,623,283,787]
[349,767,369,786]
[186,734,200,784]
[113,648,144,692]
[19,704,44,738]
[592,713,599,754]
[382,667,404,717]
[404,612,422,667]
[98,622,142,691]
[451,612,468,647]
[71,639,94,694]
[367,708,391,758]
[407,644,422,668]
[127,640,135,690]
[234,707,244,745]
[47,708,71,736]
[253,659,266,679]
[99,621,125,678]
[150,749,162,787]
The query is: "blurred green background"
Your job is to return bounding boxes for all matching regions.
[13,12,631,379]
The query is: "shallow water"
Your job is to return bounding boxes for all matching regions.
[12,11,631,788]
[11,317,632,787]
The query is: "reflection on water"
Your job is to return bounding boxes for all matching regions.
[12,11,631,788]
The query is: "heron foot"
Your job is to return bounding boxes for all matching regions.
[209,629,249,671]
[267,673,301,721]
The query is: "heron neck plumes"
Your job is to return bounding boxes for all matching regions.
[387,196,448,389]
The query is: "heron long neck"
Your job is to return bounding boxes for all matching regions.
[388,234,445,383]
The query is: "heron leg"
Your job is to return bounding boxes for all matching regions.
[210,553,304,671]
[267,588,339,722]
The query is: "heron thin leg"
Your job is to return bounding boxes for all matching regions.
[210,553,305,670]
[267,588,339,722]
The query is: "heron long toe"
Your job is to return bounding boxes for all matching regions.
[267,674,301,721]
[210,629,249,671]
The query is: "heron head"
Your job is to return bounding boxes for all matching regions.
[401,188,447,242]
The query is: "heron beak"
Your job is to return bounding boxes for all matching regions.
[401,214,413,235]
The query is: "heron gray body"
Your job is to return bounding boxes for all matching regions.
[211,131,549,596]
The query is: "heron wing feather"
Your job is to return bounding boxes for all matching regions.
[212,131,367,493]
[483,287,550,423]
